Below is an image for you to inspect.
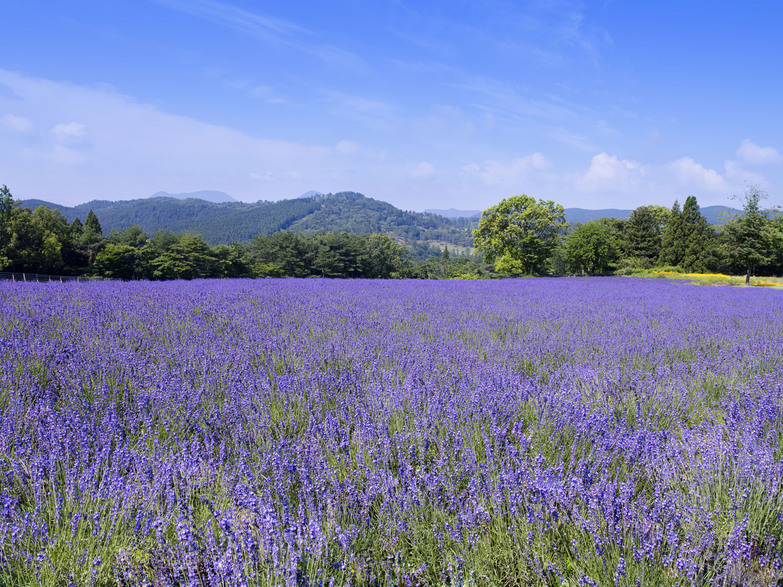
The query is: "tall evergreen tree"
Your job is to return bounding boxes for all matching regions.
[659,200,684,267]
[659,196,713,271]
[79,210,106,265]
[679,196,713,271]
[622,205,668,266]
[85,210,103,236]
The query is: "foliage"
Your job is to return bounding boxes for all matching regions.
[722,184,782,283]
[245,231,411,279]
[0,185,18,270]
[659,196,715,271]
[288,191,476,248]
[18,191,476,250]
[562,220,620,275]
[408,247,493,279]
[108,224,149,248]
[473,195,569,276]
[5,184,783,281]
[621,204,669,264]
[94,243,141,280]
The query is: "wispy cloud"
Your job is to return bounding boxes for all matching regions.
[410,161,435,179]
[152,0,365,70]
[52,122,88,144]
[1,114,33,133]
[153,0,304,42]
[0,69,337,202]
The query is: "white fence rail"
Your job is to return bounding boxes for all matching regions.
[0,272,94,283]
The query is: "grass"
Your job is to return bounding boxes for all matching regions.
[633,269,783,287]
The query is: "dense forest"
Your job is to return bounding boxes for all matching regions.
[3,184,782,281]
[553,193,783,279]
[19,191,476,249]
[1,186,489,280]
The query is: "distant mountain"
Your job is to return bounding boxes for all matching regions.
[16,199,71,214]
[19,192,476,248]
[564,208,631,224]
[150,190,237,203]
[564,205,740,226]
[425,208,482,218]
[17,193,746,248]
[700,205,741,225]
[428,205,741,225]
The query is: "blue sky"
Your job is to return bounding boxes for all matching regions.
[2,1,782,211]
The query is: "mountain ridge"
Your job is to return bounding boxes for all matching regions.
[150,190,237,203]
[18,192,475,249]
[18,193,743,248]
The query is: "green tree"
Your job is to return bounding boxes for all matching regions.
[108,224,148,248]
[363,233,410,278]
[0,185,18,270]
[62,217,91,272]
[723,185,781,283]
[77,210,105,265]
[659,196,714,271]
[563,221,619,275]
[621,205,669,267]
[473,195,569,276]
[212,243,251,278]
[658,200,685,267]
[149,233,220,280]
[148,230,179,254]
[5,208,64,273]
[84,210,102,236]
[94,244,140,280]
[246,232,309,277]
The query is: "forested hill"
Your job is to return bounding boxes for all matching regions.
[19,192,476,248]
[287,192,475,246]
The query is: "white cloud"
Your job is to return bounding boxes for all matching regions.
[575,152,646,191]
[735,139,781,166]
[667,157,727,192]
[0,69,334,202]
[463,153,550,185]
[411,161,435,178]
[52,122,88,144]
[723,159,765,185]
[334,140,360,155]
[1,114,33,132]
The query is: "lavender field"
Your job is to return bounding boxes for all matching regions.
[1,278,782,586]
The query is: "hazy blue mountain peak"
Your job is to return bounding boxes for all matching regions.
[150,190,237,203]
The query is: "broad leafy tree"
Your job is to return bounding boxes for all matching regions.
[0,185,17,270]
[473,195,569,276]
[723,185,782,283]
[108,224,149,248]
[94,244,140,280]
[563,221,619,275]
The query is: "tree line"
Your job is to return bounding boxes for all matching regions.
[473,187,783,283]
[4,184,780,282]
[0,186,489,280]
